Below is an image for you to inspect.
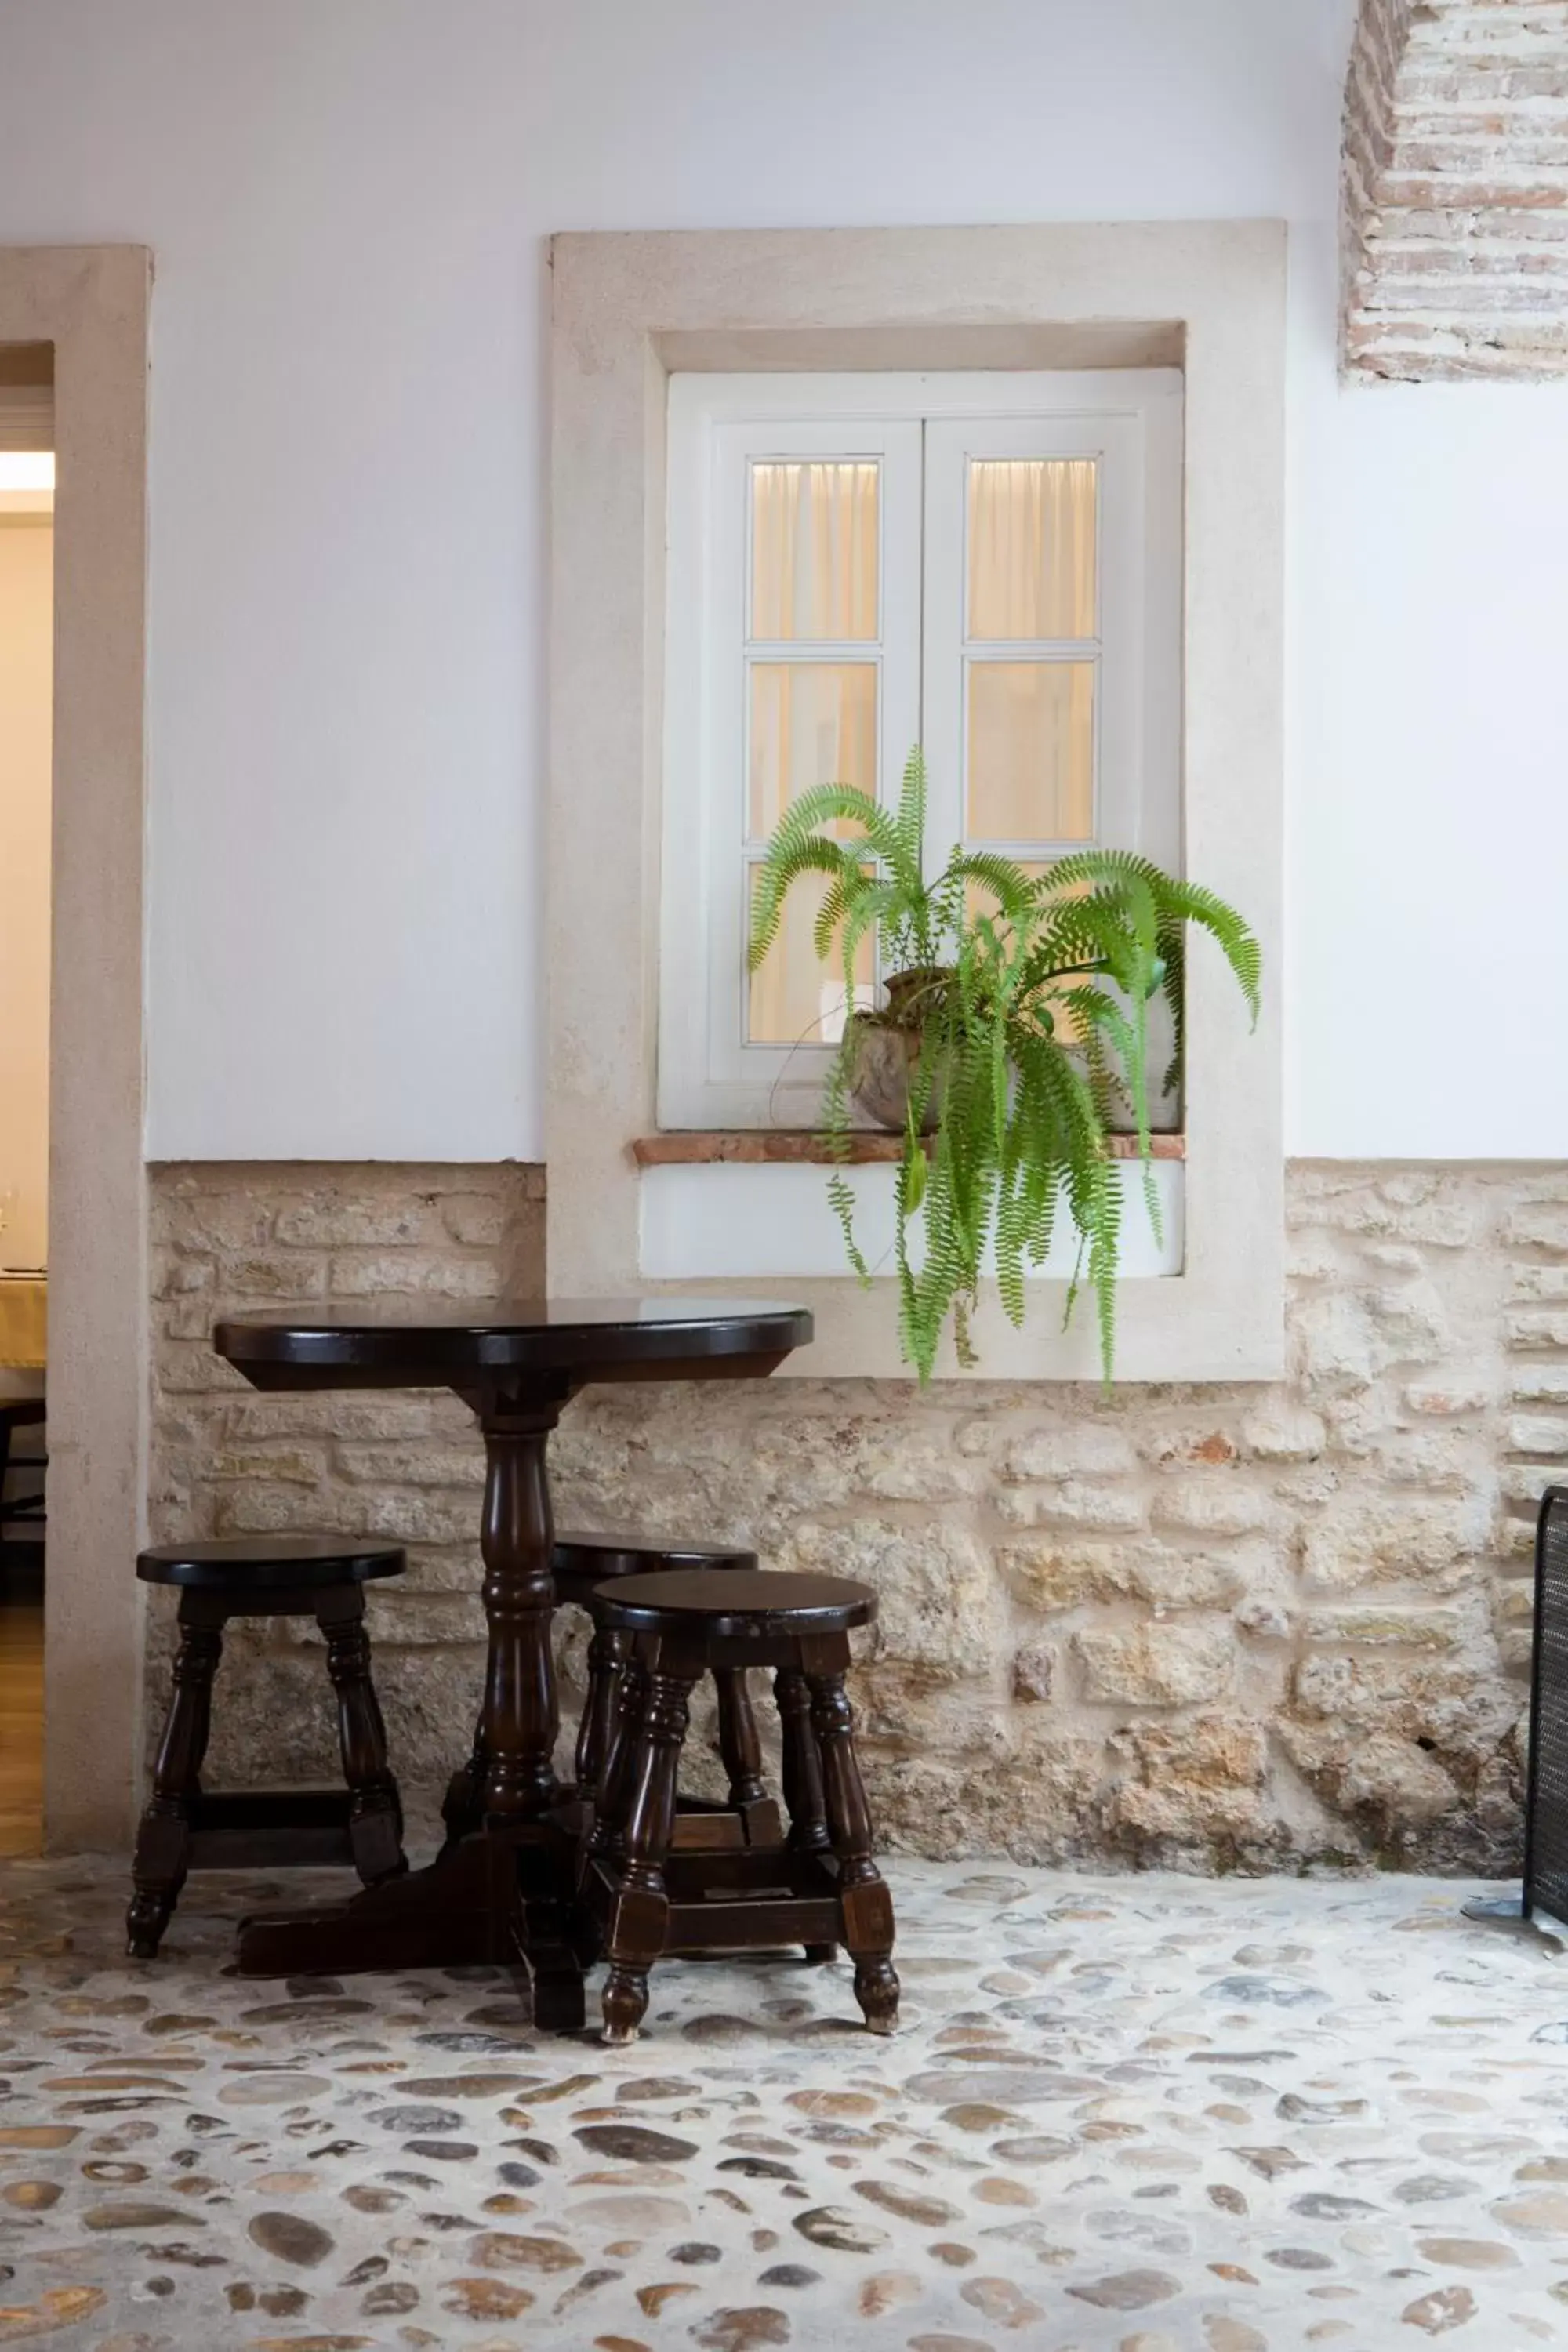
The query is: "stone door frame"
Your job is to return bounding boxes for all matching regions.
[0,248,151,1849]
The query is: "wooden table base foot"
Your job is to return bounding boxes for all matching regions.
[234,1820,586,2032]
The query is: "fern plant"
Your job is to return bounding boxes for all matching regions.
[749,748,1261,1380]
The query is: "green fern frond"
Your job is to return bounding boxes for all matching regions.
[893,746,927,883]
[952,851,1038,925]
[1155,876,1262,1024]
[811,872,851,963]
[744,744,1259,1381]
[840,878,905,977]
[749,837,859,972]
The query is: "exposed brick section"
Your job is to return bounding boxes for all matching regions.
[1342,0,1568,379]
[150,1160,1557,1873]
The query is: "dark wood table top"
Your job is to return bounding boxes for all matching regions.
[215,1296,813,1389]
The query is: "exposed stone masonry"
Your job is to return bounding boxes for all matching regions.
[1342,0,1568,379]
[149,1160,1567,1873]
[147,1163,544,1792]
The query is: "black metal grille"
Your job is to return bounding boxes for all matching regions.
[1525,1486,1568,1927]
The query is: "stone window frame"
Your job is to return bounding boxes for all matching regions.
[547,225,1285,1381]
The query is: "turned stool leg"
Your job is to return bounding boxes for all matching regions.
[583,1644,645,1879]
[317,1588,407,1886]
[578,1621,633,1802]
[714,1666,780,1843]
[601,1653,697,2046]
[775,1664,835,1962]
[775,1667,829,1853]
[126,1596,224,1958]
[805,1648,898,2034]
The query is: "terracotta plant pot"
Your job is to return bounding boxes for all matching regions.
[844,967,950,1134]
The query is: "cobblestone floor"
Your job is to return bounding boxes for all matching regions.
[2,1855,1567,2349]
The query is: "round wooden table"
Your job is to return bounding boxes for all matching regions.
[215,1297,811,2023]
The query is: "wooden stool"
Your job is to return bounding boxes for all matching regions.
[582,1567,898,2045]
[127,1536,408,1959]
[553,1533,781,1849]
[0,1399,46,1552]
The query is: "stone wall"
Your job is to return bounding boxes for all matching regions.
[1341,0,1568,380]
[147,1163,544,1794]
[149,1160,1559,1872]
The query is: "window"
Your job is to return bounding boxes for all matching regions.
[659,370,1182,1129]
[551,224,1283,1379]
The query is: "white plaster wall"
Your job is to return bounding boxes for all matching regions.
[0,0,1561,1160]
[1287,361,1568,1157]
[0,523,52,1267]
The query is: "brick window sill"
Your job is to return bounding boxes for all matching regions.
[631,1130,1185,1167]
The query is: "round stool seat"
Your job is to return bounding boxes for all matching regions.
[555,1533,757,1575]
[593,1566,875,1637]
[554,1532,756,1606]
[137,1535,406,1591]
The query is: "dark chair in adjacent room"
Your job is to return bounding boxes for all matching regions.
[0,1399,45,1566]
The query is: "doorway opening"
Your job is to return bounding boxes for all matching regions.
[0,343,51,1854]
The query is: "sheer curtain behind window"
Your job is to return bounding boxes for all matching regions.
[752,459,879,642]
[967,457,1096,641]
[747,459,880,1045]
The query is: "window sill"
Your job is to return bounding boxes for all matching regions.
[632,1130,1185,1167]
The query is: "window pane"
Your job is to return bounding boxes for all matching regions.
[968,458,1096,641]
[749,661,877,839]
[967,661,1094,843]
[748,865,873,1046]
[752,461,879,641]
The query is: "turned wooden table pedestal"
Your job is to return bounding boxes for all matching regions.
[215,1298,811,2028]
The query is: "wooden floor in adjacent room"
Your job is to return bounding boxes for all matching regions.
[0,1586,42,1856]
